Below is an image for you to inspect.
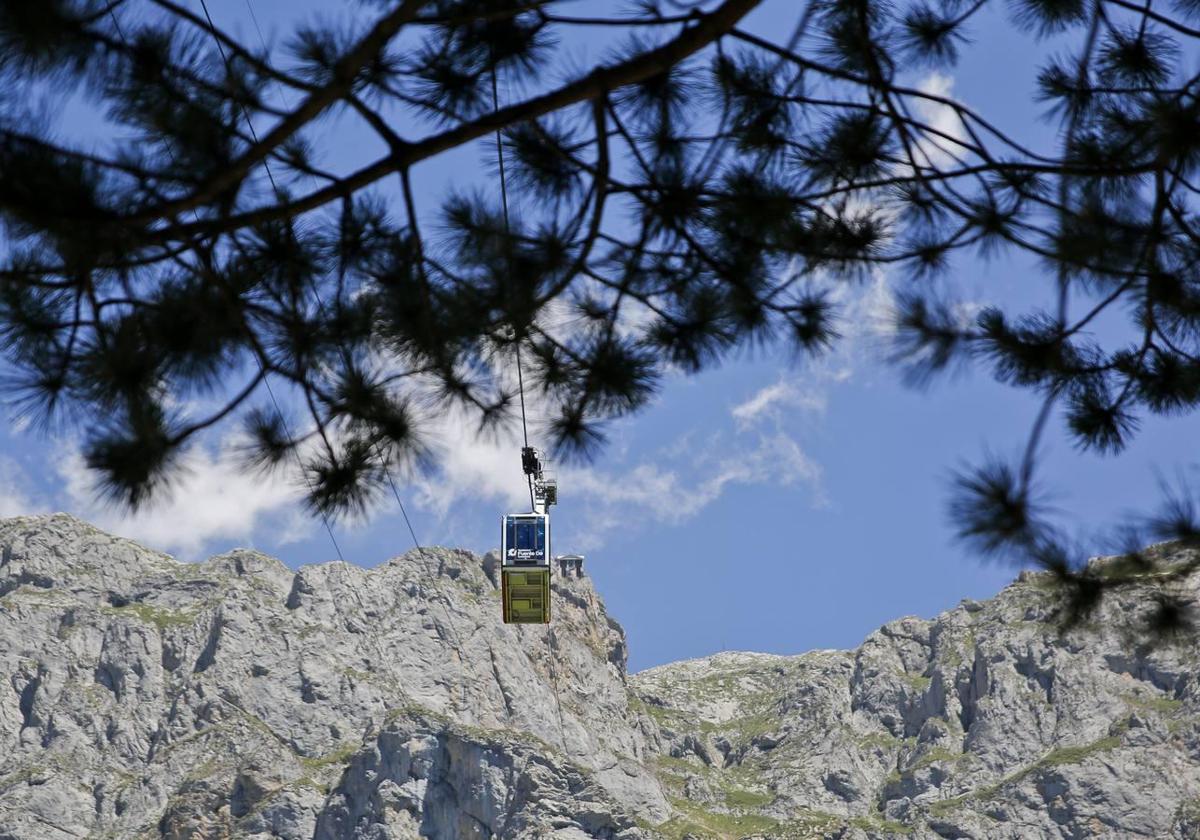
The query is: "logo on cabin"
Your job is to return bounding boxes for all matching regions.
[507,548,542,559]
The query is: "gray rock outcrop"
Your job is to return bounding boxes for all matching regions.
[2,513,1199,839]
[633,550,1200,838]
[0,514,664,839]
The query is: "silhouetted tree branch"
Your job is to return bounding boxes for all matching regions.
[2,0,1200,638]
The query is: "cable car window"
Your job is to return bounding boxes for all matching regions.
[504,516,546,563]
[514,520,539,553]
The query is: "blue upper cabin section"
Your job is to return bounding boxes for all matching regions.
[502,513,550,566]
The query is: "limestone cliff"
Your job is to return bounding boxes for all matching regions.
[1,514,1198,839]
[0,514,664,839]
[632,548,1200,839]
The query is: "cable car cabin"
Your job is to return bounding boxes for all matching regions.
[500,513,551,624]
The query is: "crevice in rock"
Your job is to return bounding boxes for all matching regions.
[285,574,312,610]
[823,769,862,802]
[162,641,183,673]
[929,820,970,839]
[17,675,40,729]
[672,734,715,766]
[712,736,734,769]
[957,649,988,735]
[1104,654,1179,694]
[0,570,54,597]
[1014,654,1055,705]
[57,609,77,638]
[551,583,591,611]
[193,615,224,673]
[488,645,516,719]
[95,661,122,700]
[300,673,319,704]
[481,552,499,588]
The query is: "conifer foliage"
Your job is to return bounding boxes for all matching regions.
[2,0,1199,634]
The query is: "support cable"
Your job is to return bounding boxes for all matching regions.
[107,4,345,565]
[226,0,429,570]
[106,5,368,772]
[225,0,471,712]
[186,4,421,693]
[491,62,568,753]
[490,68,537,513]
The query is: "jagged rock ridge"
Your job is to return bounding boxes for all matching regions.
[1,514,1199,839]
[632,551,1200,839]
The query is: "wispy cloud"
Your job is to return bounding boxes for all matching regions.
[56,435,312,559]
[403,363,827,553]
[411,406,532,517]
[732,379,827,427]
[789,267,899,384]
[912,72,970,170]
[561,428,824,552]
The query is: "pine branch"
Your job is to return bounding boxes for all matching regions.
[151,0,762,240]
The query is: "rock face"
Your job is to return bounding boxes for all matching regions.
[633,555,1200,839]
[0,514,664,839]
[1,514,1199,839]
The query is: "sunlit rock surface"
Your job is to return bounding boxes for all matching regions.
[1,513,1198,838]
[633,549,1200,839]
[0,514,663,839]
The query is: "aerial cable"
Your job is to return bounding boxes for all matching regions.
[106,5,346,565]
[229,0,431,572]
[105,5,369,775]
[491,62,569,753]
[202,0,426,558]
[184,0,346,565]
[223,0,473,712]
[198,0,281,195]
[490,68,538,513]
[107,7,321,752]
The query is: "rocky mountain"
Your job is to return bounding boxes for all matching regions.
[1,514,1198,839]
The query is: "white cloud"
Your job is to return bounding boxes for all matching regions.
[400,360,827,553]
[0,457,45,519]
[732,379,827,427]
[560,429,824,552]
[768,266,898,390]
[0,492,29,520]
[56,435,312,559]
[412,409,531,518]
[912,72,970,170]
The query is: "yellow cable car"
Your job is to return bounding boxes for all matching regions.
[500,512,551,623]
[500,446,560,624]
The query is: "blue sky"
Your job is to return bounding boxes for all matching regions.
[0,0,1194,671]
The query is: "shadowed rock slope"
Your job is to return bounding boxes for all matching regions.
[1,514,1199,839]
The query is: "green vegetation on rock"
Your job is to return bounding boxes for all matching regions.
[654,797,844,840]
[900,672,932,692]
[928,731,1124,817]
[299,743,359,773]
[101,603,197,632]
[1124,693,1185,715]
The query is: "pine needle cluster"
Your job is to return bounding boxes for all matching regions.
[1,0,1199,638]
